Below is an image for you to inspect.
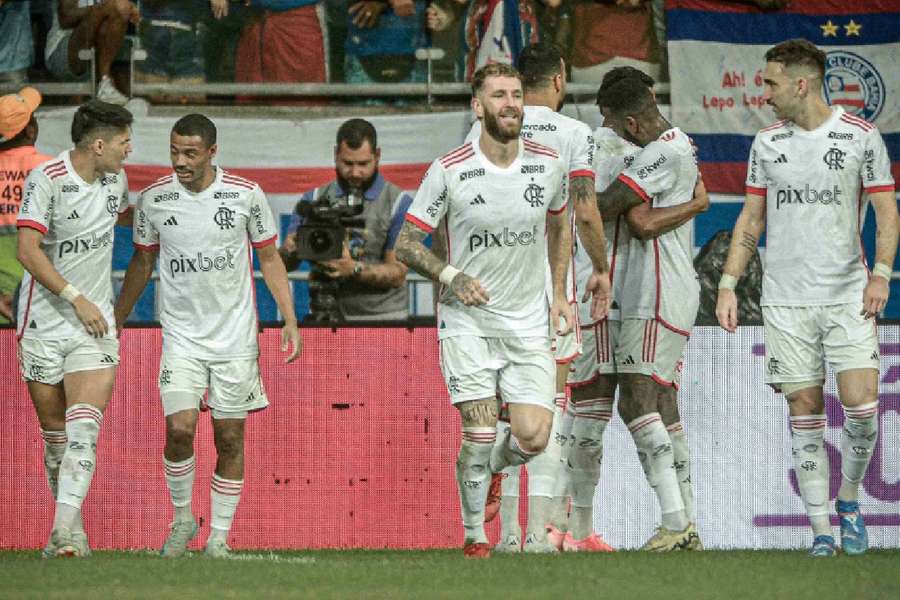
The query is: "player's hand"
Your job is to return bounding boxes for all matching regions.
[582,269,611,321]
[691,175,710,213]
[73,296,109,338]
[210,0,228,19]
[349,1,385,27]
[550,295,575,336]
[715,288,739,333]
[449,272,489,306]
[861,277,889,320]
[281,320,302,363]
[316,244,355,279]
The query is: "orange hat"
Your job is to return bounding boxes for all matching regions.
[0,87,42,143]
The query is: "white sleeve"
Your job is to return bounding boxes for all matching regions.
[745,134,767,195]
[569,123,595,179]
[247,186,279,248]
[862,128,895,193]
[17,170,53,234]
[117,169,131,214]
[405,160,449,233]
[133,193,159,250]
[548,160,568,214]
[618,140,678,202]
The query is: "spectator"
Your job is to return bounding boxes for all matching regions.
[45,0,139,105]
[0,0,34,84]
[135,0,205,104]
[279,119,412,323]
[235,1,327,86]
[344,0,429,86]
[0,87,52,324]
[204,0,253,82]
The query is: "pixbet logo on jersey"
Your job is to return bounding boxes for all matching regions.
[774,184,842,210]
[168,249,236,277]
[468,225,538,252]
[58,230,113,257]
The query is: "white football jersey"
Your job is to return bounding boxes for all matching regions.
[406,138,567,339]
[617,127,700,334]
[134,168,278,359]
[465,105,595,305]
[585,126,640,325]
[16,151,129,340]
[745,106,894,306]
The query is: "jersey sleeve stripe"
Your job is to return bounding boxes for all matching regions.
[864,184,895,193]
[746,185,767,196]
[404,213,434,233]
[251,234,277,249]
[617,174,651,202]
[548,201,568,215]
[839,114,874,131]
[134,242,160,251]
[140,176,173,194]
[17,220,48,234]
[569,169,595,179]
[441,150,475,169]
[440,142,473,164]
[523,139,559,158]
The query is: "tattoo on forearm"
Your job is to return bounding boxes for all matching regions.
[739,232,758,253]
[395,221,445,281]
[570,176,595,206]
[598,180,642,221]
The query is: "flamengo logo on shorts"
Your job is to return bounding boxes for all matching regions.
[774,184,842,210]
[468,225,538,252]
[168,249,237,277]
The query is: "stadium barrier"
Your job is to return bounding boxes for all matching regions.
[1,326,898,551]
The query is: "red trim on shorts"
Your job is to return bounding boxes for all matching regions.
[16,278,36,341]
[17,220,48,234]
[617,174,651,202]
[658,316,690,338]
[651,373,677,389]
[404,213,434,233]
[568,373,600,388]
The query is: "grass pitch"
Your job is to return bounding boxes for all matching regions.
[2,549,898,600]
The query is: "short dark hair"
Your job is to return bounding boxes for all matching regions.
[517,42,563,90]
[765,38,826,79]
[471,62,522,96]
[70,100,133,145]
[172,113,217,147]
[597,76,656,118]
[336,118,377,151]
[597,66,655,106]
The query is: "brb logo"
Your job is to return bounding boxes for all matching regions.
[468,225,538,252]
[168,249,236,277]
[753,342,900,529]
[774,184,842,210]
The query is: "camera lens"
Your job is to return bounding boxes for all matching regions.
[309,230,334,254]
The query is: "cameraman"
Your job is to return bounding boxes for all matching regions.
[279,118,412,322]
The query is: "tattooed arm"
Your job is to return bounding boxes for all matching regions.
[715,193,766,332]
[395,220,489,306]
[597,178,644,221]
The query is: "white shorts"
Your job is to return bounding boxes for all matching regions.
[566,320,603,386]
[550,307,582,364]
[19,335,119,385]
[159,354,269,418]
[439,335,555,411]
[614,319,688,388]
[763,303,879,389]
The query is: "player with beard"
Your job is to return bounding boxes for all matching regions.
[716,39,897,557]
[115,113,301,558]
[593,76,708,551]
[396,62,574,558]
[279,119,413,322]
[464,42,612,554]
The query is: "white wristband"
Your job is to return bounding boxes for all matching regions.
[718,273,738,291]
[439,265,461,286]
[59,283,82,304]
[872,263,892,281]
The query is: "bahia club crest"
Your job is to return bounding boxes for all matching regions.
[823,50,885,122]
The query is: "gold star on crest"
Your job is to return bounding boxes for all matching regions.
[844,19,862,36]
[821,20,838,37]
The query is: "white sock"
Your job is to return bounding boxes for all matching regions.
[628,413,687,531]
[457,427,495,544]
[490,427,538,472]
[838,401,879,502]
[527,403,563,500]
[164,456,196,523]
[210,473,243,542]
[54,404,102,531]
[548,394,574,530]
[526,495,552,539]
[499,466,521,539]
[41,429,67,499]
[569,397,612,539]
[789,415,831,537]
[667,422,696,523]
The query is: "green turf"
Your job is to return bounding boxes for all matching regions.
[2,549,898,600]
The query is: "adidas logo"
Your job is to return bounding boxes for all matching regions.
[871,351,879,361]
[100,354,116,364]
[469,194,486,206]
[774,154,788,163]
[622,355,636,365]
[163,216,178,226]
[29,319,37,329]
[67,210,80,220]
